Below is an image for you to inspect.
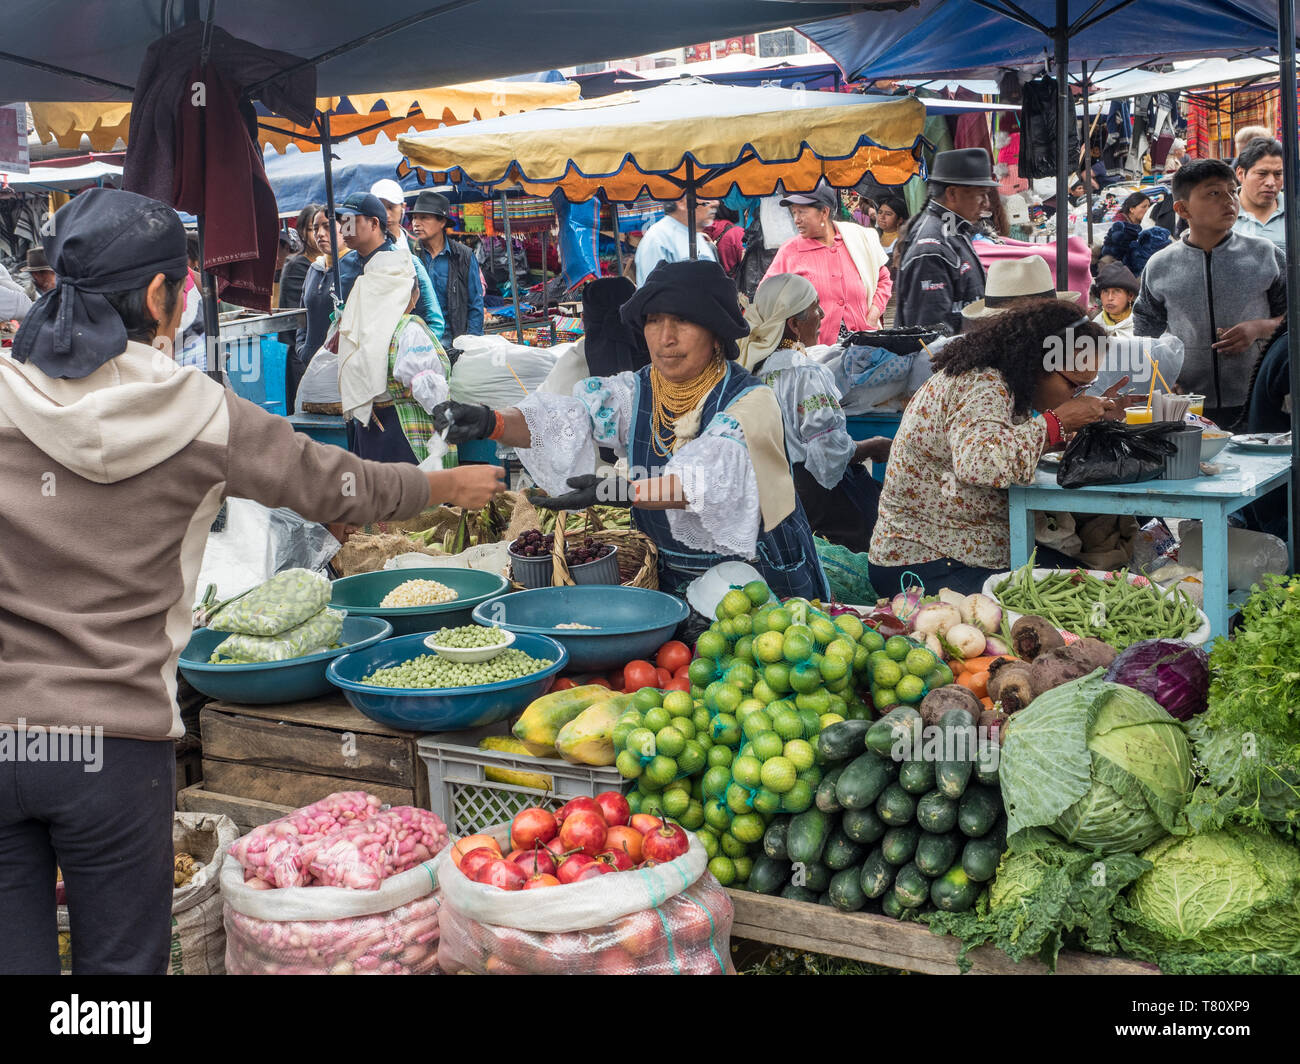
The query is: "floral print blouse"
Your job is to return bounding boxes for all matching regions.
[868,369,1048,568]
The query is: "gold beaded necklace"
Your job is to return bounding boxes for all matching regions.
[649,357,726,458]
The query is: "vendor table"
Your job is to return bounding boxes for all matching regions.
[1008,449,1293,641]
[845,411,902,483]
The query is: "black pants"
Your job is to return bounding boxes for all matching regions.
[793,461,880,555]
[0,736,175,975]
[868,545,1084,599]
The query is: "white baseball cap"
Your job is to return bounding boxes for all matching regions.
[370,179,406,206]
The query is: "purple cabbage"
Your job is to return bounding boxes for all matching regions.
[1103,639,1210,720]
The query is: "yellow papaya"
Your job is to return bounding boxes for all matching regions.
[554,695,634,766]
[512,684,612,754]
[478,736,553,790]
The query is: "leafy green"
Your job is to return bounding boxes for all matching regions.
[925,828,1151,973]
[1190,574,1300,837]
[1000,672,1193,853]
[1118,829,1300,960]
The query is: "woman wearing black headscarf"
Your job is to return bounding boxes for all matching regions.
[431,260,830,599]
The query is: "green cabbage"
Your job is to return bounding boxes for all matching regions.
[1000,672,1193,853]
[1120,829,1300,967]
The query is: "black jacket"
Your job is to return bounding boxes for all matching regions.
[417,238,476,348]
[894,201,987,332]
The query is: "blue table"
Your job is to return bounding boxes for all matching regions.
[1008,447,1293,642]
[846,411,903,483]
[287,413,348,449]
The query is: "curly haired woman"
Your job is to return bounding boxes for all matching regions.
[868,299,1130,595]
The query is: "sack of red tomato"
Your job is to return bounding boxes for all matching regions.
[435,793,734,975]
[551,640,694,694]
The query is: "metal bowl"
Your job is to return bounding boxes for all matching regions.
[326,631,568,731]
[472,585,689,671]
[328,567,511,635]
[178,616,393,704]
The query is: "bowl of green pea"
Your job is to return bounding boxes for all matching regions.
[326,631,568,731]
[423,624,515,663]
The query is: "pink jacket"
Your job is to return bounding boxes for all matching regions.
[764,234,892,346]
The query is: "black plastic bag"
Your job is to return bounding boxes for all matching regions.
[1056,421,1181,488]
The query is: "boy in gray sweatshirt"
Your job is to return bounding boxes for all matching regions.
[1133,158,1285,426]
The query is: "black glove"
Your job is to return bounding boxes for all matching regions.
[534,474,635,510]
[430,401,496,444]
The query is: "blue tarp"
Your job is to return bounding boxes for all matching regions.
[263,135,421,214]
[800,0,1284,80]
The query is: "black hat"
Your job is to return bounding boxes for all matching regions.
[1093,260,1140,297]
[334,192,388,226]
[620,260,749,360]
[780,180,838,212]
[20,246,53,274]
[411,190,453,219]
[929,148,1001,188]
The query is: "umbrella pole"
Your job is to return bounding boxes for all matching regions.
[1279,0,1300,572]
[1080,61,1094,248]
[686,158,698,262]
[197,217,221,383]
[502,190,524,341]
[319,112,342,302]
[1053,0,1069,289]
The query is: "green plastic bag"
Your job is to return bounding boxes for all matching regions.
[208,568,332,636]
[211,608,345,664]
[814,536,877,605]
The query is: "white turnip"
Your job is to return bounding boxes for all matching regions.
[961,593,1003,634]
[944,623,987,659]
[910,602,962,637]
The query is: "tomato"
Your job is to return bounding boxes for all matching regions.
[656,640,692,673]
[552,677,576,691]
[673,664,691,681]
[623,660,658,692]
[664,677,691,693]
[656,667,673,687]
[609,669,625,692]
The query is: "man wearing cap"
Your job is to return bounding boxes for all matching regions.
[20,247,57,297]
[0,188,505,976]
[895,148,1002,332]
[336,191,444,336]
[410,190,485,351]
[632,195,718,284]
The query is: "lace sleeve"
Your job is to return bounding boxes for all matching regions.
[792,365,856,491]
[572,372,636,452]
[513,392,598,496]
[663,414,761,558]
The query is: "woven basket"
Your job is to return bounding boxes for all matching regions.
[301,401,343,415]
[509,509,658,589]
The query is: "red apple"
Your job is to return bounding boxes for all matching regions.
[629,813,663,836]
[545,836,568,858]
[555,796,603,826]
[641,821,689,863]
[594,791,630,827]
[558,809,608,857]
[574,862,609,881]
[555,853,596,884]
[460,848,500,882]
[595,848,635,872]
[604,825,643,863]
[510,807,558,851]
[510,845,557,877]
[483,858,528,891]
[524,872,561,890]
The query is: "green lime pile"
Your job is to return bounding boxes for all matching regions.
[865,636,953,712]
[612,581,892,889]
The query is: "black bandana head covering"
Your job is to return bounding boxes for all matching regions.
[620,259,749,360]
[13,188,189,379]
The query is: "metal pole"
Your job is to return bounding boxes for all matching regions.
[319,112,342,302]
[1080,61,1093,248]
[501,190,524,341]
[685,157,698,261]
[1278,0,1300,570]
[1053,0,1070,288]
[540,227,549,321]
[197,216,222,382]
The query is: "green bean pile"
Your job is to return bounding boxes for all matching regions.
[360,649,553,689]
[994,560,1200,648]
[429,624,508,648]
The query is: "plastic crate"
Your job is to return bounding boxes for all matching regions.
[418,722,626,836]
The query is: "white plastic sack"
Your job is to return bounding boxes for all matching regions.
[449,334,560,409]
[195,499,340,607]
[294,345,342,412]
[385,542,512,578]
[1089,333,1185,398]
[537,340,587,395]
[1176,523,1289,591]
[837,344,916,413]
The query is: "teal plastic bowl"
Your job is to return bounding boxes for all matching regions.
[326,631,568,731]
[178,616,392,704]
[328,567,511,635]
[472,585,689,671]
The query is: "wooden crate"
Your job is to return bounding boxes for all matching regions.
[197,696,431,814]
[727,890,1161,976]
[177,784,294,834]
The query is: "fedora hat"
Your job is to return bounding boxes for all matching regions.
[20,246,52,274]
[961,256,1080,320]
[411,190,453,219]
[929,147,1002,188]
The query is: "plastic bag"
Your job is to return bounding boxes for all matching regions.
[836,344,915,412]
[294,344,341,412]
[229,792,384,888]
[433,825,733,974]
[1056,421,1179,488]
[221,856,442,975]
[815,535,877,605]
[1176,523,1289,591]
[211,606,343,663]
[449,334,560,410]
[1088,333,1185,398]
[208,567,332,636]
[196,502,340,609]
[303,807,449,890]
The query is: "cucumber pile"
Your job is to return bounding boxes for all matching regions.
[745,707,1006,917]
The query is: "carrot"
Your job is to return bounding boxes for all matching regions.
[980,696,994,710]
[966,670,991,699]
[958,655,997,675]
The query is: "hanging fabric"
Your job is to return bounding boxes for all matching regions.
[1018,73,1080,180]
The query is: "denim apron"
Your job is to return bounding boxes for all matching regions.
[629,363,829,600]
